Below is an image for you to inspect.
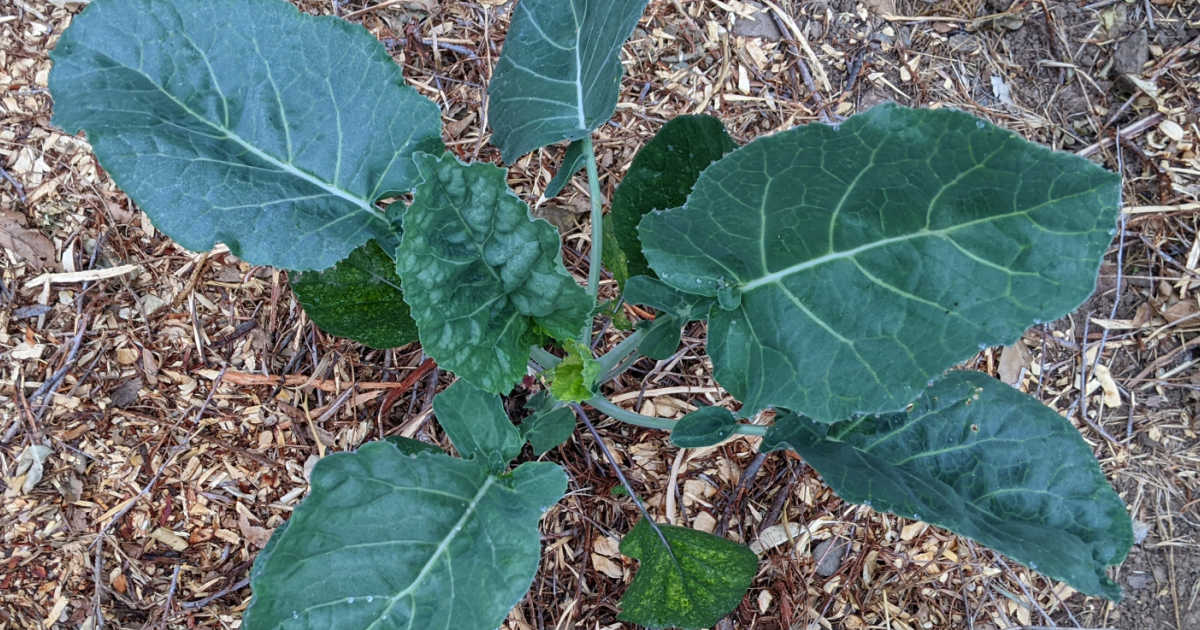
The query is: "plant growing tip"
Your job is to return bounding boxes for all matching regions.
[49,0,1132,627]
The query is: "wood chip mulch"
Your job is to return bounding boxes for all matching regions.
[2,1,1197,629]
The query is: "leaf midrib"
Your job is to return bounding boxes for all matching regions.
[739,187,1096,293]
[87,44,388,225]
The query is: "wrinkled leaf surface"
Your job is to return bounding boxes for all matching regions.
[396,153,591,393]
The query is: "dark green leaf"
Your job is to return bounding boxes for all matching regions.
[433,380,524,472]
[521,392,576,455]
[487,0,649,163]
[395,153,592,393]
[640,104,1121,422]
[763,371,1133,600]
[606,116,738,288]
[49,0,442,271]
[624,275,714,360]
[618,519,758,629]
[382,436,444,456]
[291,240,418,349]
[246,441,567,629]
[541,139,587,201]
[670,406,738,448]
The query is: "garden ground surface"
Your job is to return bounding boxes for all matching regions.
[1,0,1198,628]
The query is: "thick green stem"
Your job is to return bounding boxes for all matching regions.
[582,135,604,300]
[586,395,676,431]
[593,327,647,382]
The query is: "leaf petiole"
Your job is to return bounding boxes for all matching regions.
[583,134,604,301]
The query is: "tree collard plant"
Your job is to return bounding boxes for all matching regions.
[50,0,1133,627]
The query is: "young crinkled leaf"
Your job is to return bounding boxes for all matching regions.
[290,240,418,349]
[433,380,525,473]
[396,153,592,393]
[605,116,738,289]
[548,339,602,403]
[762,371,1133,600]
[245,441,567,630]
[487,0,650,163]
[640,104,1121,422]
[49,0,443,271]
[618,519,758,629]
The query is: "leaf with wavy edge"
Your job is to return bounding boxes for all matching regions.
[433,380,524,473]
[762,371,1132,600]
[396,153,592,393]
[291,240,418,349]
[487,0,649,163]
[640,104,1121,422]
[246,441,567,629]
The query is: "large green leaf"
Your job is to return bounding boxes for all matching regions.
[49,0,442,271]
[245,441,567,629]
[640,104,1121,422]
[291,240,418,349]
[762,371,1132,600]
[618,519,758,629]
[606,116,738,289]
[395,153,592,393]
[433,380,524,473]
[487,0,649,163]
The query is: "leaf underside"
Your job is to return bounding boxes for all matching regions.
[640,104,1122,423]
[290,240,419,349]
[245,441,567,629]
[606,115,738,289]
[618,519,758,629]
[623,275,715,360]
[49,0,443,271]
[763,371,1133,600]
[542,139,587,201]
[433,380,525,473]
[487,0,649,163]
[395,153,592,394]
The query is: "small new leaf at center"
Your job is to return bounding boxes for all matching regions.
[548,339,603,403]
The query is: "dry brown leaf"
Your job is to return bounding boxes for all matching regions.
[997,342,1031,386]
[591,553,624,579]
[238,513,274,548]
[0,209,57,271]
